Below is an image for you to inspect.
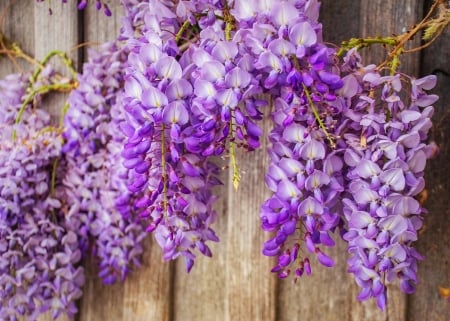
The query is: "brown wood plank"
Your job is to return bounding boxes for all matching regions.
[33,2,79,321]
[0,0,35,77]
[224,111,277,321]
[408,3,450,318]
[123,244,172,321]
[78,4,172,321]
[321,0,361,44]
[76,5,126,321]
[360,0,423,76]
[173,163,228,321]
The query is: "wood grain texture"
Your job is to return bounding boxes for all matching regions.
[0,0,35,77]
[321,0,361,43]
[34,2,79,321]
[78,4,173,321]
[277,236,354,321]
[122,240,172,321]
[409,2,450,318]
[224,111,277,321]
[173,162,228,321]
[360,0,423,76]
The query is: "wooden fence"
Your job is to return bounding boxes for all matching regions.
[0,1,448,320]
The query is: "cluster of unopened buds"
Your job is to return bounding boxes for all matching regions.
[0,0,445,319]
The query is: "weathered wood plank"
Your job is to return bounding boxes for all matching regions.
[34,1,79,121]
[78,4,173,321]
[321,0,361,44]
[82,1,124,51]
[224,112,277,321]
[0,0,35,77]
[173,162,228,321]
[277,237,355,321]
[33,2,80,321]
[360,0,422,76]
[409,2,450,317]
[122,242,172,321]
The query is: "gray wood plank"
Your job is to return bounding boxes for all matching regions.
[360,0,423,76]
[409,3,450,318]
[224,111,277,321]
[78,3,172,321]
[0,0,35,77]
[33,2,80,320]
[173,163,228,321]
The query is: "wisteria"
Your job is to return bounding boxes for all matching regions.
[63,42,146,283]
[338,50,438,309]
[0,71,84,320]
[1,0,447,319]
[121,0,224,271]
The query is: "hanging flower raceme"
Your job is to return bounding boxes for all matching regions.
[120,0,225,271]
[63,42,146,284]
[0,68,84,321]
[339,50,438,310]
[232,0,345,279]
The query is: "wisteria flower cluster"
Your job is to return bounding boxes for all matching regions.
[115,0,439,310]
[63,41,146,284]
[0,70,84,320]
[2,0,445,319]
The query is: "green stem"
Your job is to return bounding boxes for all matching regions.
[50,159,58,197]
[31,50,77,84]
[229,116,240,190]
[12,82,74,140]
[337,37,398,57]
[161,124,168,217]
[176,20,191,43]
[302,84,336,149]
[60,102,70,128]
[223,2,234,41]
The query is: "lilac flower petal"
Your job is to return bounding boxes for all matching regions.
[142,86,168,108]
[277,179,302,200]
[298,197,323,216]
[300,139,325,160]
[289,21,317,47]
[163,101,189,125]
[380,168,405,191]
